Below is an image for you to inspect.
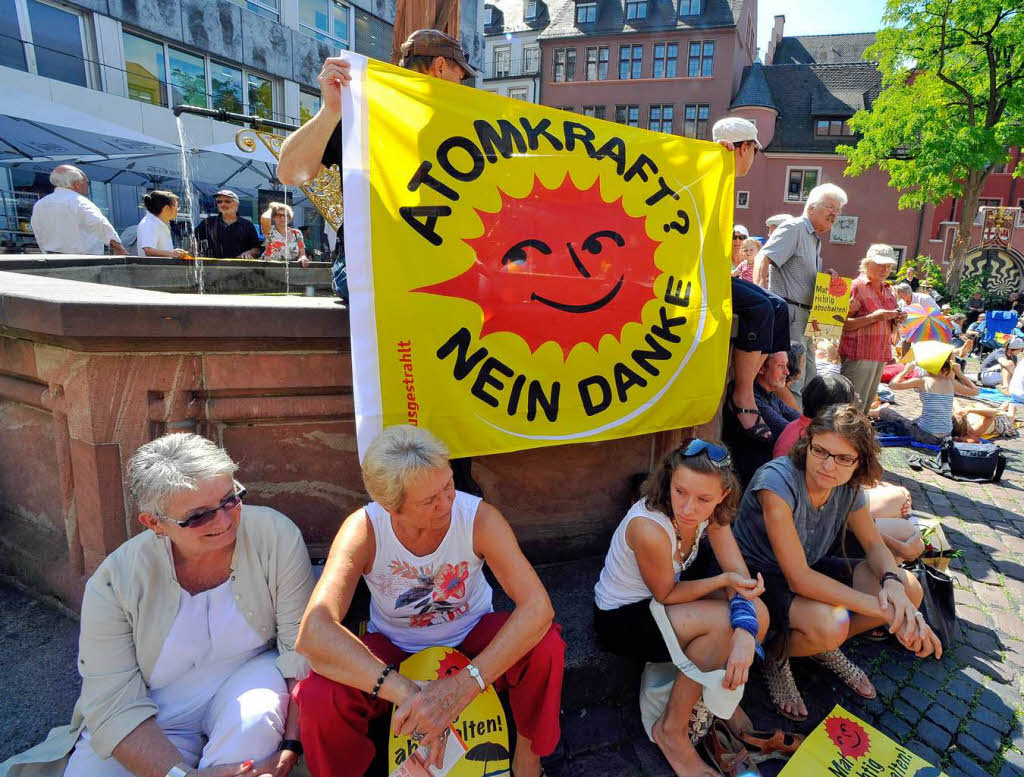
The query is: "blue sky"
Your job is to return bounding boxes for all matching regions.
[757,0,889,59]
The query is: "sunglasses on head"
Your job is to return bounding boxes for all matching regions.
[679,439,732,469]
[158,487,246,529]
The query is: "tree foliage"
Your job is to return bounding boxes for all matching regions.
[838,0,1024,291]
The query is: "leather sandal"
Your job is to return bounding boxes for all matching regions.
[726,394,772,441]
[700,720,761,777]
[737,729,805,763]
[812,649,877,699]
[763,656,808,722]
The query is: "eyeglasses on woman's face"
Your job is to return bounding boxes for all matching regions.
[808,443,858,468]
[157,486,246,529]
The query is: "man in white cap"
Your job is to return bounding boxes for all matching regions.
[839,244,901,412]
[765,214,789,235]
[712,116,761,177]
[193,189,261,259]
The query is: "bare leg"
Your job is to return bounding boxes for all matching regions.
[875,517,924,563]
[512,733,541,777]
[731,350,768,432]
[866,485,911,520]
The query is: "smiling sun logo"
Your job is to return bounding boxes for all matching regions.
[413,174,661,358]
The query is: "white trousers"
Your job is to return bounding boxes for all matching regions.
[64,651,287,777]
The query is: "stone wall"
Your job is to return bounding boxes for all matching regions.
[0,270,687,611]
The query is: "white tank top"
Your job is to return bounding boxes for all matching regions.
[363,491,493,653]
[594,499,708,611]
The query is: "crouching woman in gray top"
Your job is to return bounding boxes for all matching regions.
[732,405,942,723]
[0,433,314,777]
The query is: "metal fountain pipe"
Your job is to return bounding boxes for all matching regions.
[171,104,299,133]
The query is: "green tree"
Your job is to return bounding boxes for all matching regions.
[839,0,1024,293]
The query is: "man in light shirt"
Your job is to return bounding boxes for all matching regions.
[895,283,939,311]
[30,166,126,255]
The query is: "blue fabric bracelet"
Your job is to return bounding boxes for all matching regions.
[729,596,765,659]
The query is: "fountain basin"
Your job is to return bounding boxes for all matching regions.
[0,266,687,610]
[0,255,334,295]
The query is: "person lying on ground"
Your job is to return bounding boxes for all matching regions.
[292,425,564,777]
[952,400,1019,441]
[888,342,980,445]
[594,439,771,777]
[977,337,1022,392]
[773,374,924,564]
[733,405,942,722]
[0,434,315,777]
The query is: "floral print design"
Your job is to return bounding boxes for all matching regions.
[388,559,471,628]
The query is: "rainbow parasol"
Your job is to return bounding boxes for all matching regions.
[900,303,954,343]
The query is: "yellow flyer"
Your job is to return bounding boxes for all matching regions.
[388,647,510,777]
[805,273,853,339]
[780,705,947,777]
[340,53,734,458]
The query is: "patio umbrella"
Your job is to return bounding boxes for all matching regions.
[900,303,954,343]
[464,742,510,777]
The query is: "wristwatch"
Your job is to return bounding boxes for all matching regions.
[278,739,304,761]
[465,663,486,691]
[164,764,191,777]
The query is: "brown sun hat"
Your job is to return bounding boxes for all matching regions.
[400,29,479,78]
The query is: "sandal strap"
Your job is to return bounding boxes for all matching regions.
[763,657,804,712]
[813,649,869,688]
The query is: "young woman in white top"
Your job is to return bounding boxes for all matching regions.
[138,191,188,259]
[594,440,771,777]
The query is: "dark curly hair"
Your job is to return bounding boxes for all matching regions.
[789,404,883,489]
[642,440,741,526]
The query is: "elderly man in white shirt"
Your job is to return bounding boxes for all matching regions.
[30,165,126,255]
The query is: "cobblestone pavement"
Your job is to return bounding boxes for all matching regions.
[3,386,1024,777]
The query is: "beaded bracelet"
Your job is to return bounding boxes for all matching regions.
[371,664,395,699]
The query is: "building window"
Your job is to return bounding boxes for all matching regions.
[484,5,495,25]
[652,42,677,78]
[737,191,749,209]
[625,0,647,20]
[679,0,702,14]
[682,103,709,139]
[786,167,821,202]
[614,104,639,127]
[576,2,596,23]
[526,0,537,19]
[554,48,576,81]
[688,40,714,77]
[524,46,540,73]
[298,0,351,46]
[509,87,529,102]
[557,105,574,111]
[585,45,609,80]
[224,0,279,20]
[815,119,852,136]
[493,45,511,77]
[619,44,642,79]
[974,197,1003,225]
[299,91,321,124]
[648,104,673,133]
[582,105,606,119]
[553,48,565,81]
[123,31,278,119]
[9,0,92,87]
[1018,199,1024,227]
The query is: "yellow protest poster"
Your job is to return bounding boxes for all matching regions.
[804,273,853,339]
[340,53,734,458]
[388,646,510,777]
[780,705,947,777]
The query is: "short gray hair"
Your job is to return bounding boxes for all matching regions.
[803,183,848,213]
[127,433,238,514]
[362,425,450,511]
[49,166,86,189]
[895,282,913,296]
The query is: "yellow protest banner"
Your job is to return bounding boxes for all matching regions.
[805,273,853,339]
[340,53,734,458]
[780,705,947,777]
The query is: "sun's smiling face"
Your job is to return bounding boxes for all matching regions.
[413,174,661,358]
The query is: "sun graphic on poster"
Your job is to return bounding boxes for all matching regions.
[413,174,661,359]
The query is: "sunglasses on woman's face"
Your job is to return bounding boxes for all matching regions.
[159,487,247,529]
[733,234,745,240]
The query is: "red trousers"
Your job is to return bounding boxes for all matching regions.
[294,612,565,777]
